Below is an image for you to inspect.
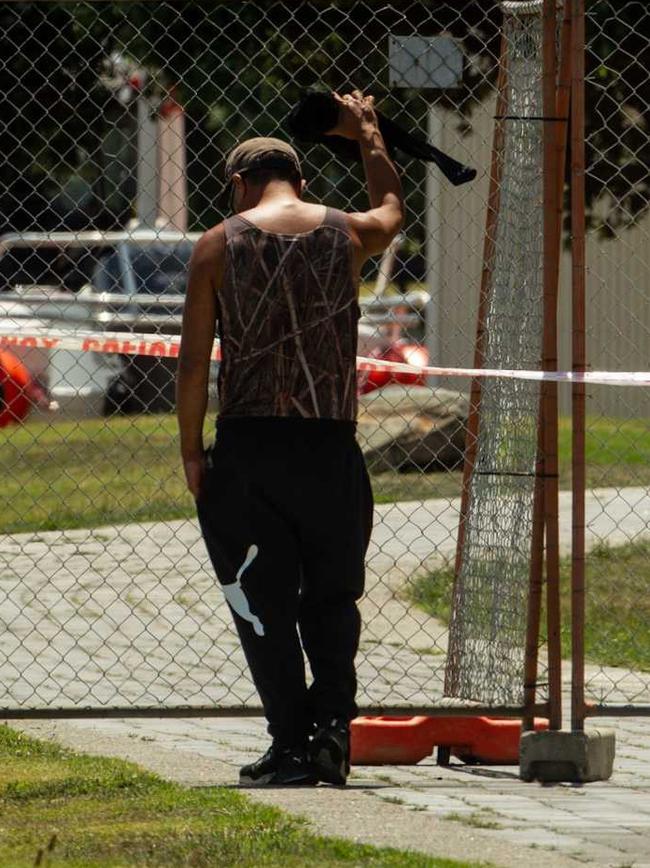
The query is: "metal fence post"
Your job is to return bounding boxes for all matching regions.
[570,0,587,734]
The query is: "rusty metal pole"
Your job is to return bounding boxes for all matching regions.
[523,433,546,731]
[570,0,587,733]
[453,40,508,579]
[541,0,563,732]
[556,1,573,211]
[447,38,509,696]
[526,0,569,733]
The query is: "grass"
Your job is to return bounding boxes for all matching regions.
[407,540,650,672]
[0,725,478,868]
[407,564,455,626]
[555,540,650,671]
[371,470,462,505]
[2,413,650,533]
[2,414,193,534]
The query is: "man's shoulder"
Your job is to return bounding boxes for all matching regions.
[201,221,228,243]
[335,210,363,246]
[189,224,227,281]
[195,222,227,256]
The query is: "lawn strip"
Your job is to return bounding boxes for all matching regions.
[0,725,476,868]
[3,413,650,533]
[407,540,650,672]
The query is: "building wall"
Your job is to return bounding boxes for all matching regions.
[432,97,650,420]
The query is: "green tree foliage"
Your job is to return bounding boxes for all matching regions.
[585,0,650,236]
[1,2,135,232]
[2,0,648,241]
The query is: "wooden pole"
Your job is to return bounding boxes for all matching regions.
[570,0,587,733]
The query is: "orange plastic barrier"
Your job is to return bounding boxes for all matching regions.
[0,349,32,428]
[350,715,549,766]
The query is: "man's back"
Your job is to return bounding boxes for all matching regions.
[217,205,358,420]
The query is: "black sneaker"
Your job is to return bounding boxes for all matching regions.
[239,745,317,787]
[310,718,350,786]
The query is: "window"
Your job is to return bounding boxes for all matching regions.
[92,249,124,294]
[128,242,193,295]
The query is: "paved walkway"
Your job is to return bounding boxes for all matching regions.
[12,712,650,867]
[2,487,650,712]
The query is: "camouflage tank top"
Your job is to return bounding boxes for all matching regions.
[217,207,359,420]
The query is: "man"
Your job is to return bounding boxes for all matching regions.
[177,89,404,786]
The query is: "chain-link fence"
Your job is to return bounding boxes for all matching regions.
[579,0,650,716]
[0,0,649,721]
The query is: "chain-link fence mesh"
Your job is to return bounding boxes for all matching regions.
[579,0,650,712]
[446,1,545,707]
[0,0,649,717]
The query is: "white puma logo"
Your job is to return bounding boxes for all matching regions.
[222,544,265,637]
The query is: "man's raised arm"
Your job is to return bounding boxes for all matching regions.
[328,89,404,258]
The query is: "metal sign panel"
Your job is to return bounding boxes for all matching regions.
[388,35,463,89]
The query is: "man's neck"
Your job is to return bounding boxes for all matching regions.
[254,181,300,207]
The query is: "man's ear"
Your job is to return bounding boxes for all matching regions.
[231,173,247,212]
[300,178,307,195]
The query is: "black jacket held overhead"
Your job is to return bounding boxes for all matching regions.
[286,89,476,186]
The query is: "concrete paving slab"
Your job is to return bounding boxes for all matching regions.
[10,717,584,868]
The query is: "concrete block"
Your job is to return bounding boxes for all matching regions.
[520,729,615,783]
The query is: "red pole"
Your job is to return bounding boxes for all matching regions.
[570,0,587,733]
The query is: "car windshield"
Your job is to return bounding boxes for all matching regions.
[0,246,96,292]
[128,241,193,294]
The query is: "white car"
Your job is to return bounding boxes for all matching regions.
[0,229,198,417]
[1,230,428,420]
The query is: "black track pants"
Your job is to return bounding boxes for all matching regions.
[196,418,373,748]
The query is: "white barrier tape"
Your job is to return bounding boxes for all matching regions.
[357,357,650,387]
[1,327,650,387]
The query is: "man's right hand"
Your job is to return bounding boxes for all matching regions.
[331,90,404,267]
[183,452,206,500]
[327,90,379,141]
